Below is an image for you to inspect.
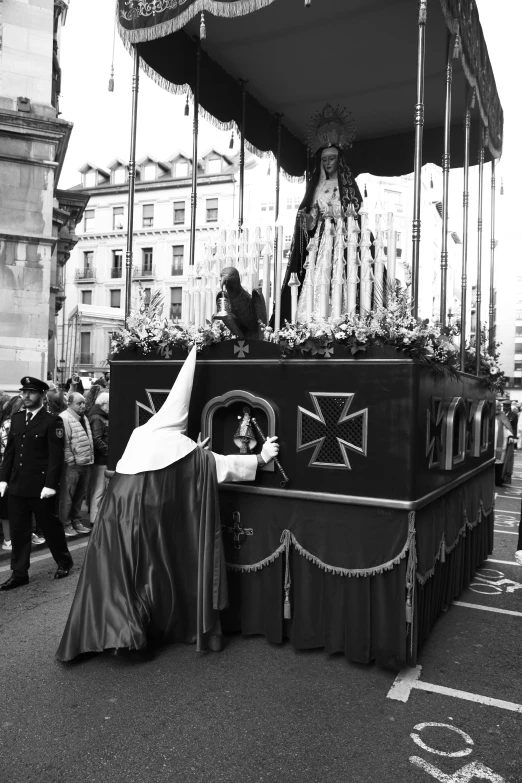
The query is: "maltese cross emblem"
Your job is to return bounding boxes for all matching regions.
[297,392,368,469]
[233,341,249,359]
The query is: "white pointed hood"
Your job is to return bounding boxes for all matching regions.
[116,346,198,475]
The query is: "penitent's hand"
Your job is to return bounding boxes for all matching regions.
[0,482,7,498]
[40,487,56,500]
[261,436,279,464]
[197,432,210,450]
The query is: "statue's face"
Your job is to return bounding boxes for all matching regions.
[321,148,339,178]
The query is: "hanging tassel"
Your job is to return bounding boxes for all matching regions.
[229,130,234,149]
[267,160,271,177]
[184,94,189,117]
[200,12,206,40]
[452,32,460,59]
[281,530,292,619]
[430,173,433,189]
[500,177,504,195]
[304,0,311,6]
[108,13,116,92]
[364,183,368,198]
[405,596,413,624]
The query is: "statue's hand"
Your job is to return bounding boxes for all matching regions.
[197,432,210,449]
[298,210,314,232]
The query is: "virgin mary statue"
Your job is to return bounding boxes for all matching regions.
[279,104,363,324]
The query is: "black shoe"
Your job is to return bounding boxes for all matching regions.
[54,563,72,580]
[0,575,29,591]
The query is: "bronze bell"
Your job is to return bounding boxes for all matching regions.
[214,289,232,319]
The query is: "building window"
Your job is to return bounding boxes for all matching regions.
[113,206,124,231]
[261,200,275,212]
[516,326,522,336]
[84,209,95,232]
[143,287,151,306]
[83,251,93,271]
[170,287,182,320]
[173,201,185,225]
[207,157,222,175]
[142,248,153,271]
[142,164,156,182]
[516,310,522,320]
[84,170,97,188]
[80,332,91,364]
[516,362,522,372]
[176,161,189,177]
[384,189,403,213]
[113,168,126,185]
[142,204,154,228]
[81,290,92,305]
[110,289,121,308]
[112,250,123,278]
[172,246,184,276]
[206,198,218,222]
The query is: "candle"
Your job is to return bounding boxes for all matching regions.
[273,225,284,332]
[262,225,272,319]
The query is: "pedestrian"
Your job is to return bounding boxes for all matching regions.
[0,377,73,591]
[84,383,102,415]
[87,391,109,526]
[507,401,519,448]
[0,394,20,552]
[59,392,94,537]
[495,400,514,486]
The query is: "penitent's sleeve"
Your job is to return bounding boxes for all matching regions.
[212,453,257,484]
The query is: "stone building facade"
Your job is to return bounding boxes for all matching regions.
[0,0,88,391]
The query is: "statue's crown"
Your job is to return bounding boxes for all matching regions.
[307,104,356,155]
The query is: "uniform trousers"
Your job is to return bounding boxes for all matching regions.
[89,464,107,526]
[9,495,73,578]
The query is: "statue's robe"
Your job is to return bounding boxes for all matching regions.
[56,448,256,661]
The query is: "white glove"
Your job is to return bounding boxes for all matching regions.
[261,436,279,464]
[0,481,7,498]
[40,487,56,499]
[197,432,210,449]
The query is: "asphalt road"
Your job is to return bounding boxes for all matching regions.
[1,466,521,783]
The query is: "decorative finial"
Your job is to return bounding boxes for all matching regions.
[200,12,206,39]
[108,14,116,92]
[184,94,189,116]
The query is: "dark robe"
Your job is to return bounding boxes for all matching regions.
[56,448,227,661]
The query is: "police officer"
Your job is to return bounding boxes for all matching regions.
[0,377,73,591]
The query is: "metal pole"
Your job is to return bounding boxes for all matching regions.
[439,31,454,327]
[475,129,485,376]
[189,39,201,266]
[459,92,471,372]
[489,158,496,355]
[411,0,427,318]
[275,113,282,222]
[124,45,140,327]
[238,79,246,232]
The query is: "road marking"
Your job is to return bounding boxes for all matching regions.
[494,530,518,535]
[410,757,505,782]
[0,540,89,573]
[487,558,521,565]
[388,666,522,714]
[411,722,473,757]
[453,601,522,617]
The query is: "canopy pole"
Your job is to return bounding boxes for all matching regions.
[124,45,140,326]
[475,128,485,376]
[189,39,201,266]
[439,31,454,328]
[275,113,282,222]
[489,157,496,355]
[238,79,246,232]
[459,89,471,372]
[411,0,427,318]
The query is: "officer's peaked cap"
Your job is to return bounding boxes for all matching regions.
[19,377,49,393]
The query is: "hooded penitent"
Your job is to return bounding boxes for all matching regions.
[116,346,198,474]
[56,346,228,662]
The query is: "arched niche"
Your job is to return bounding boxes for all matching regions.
[470,399,493,457]
[200,390,277,472]
[441,396,467,471]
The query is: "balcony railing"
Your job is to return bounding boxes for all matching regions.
[171,263,183,276]
[132,265,156,279]
[79,353,93,365]
[111,266,123,278]
[75,266,96,281]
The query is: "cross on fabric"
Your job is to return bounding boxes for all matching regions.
[223,511,253,550]
[297,393,368,469]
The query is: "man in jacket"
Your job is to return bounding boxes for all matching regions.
[0,377,73,590]
[87,391,109,526]
[59,392,94,536]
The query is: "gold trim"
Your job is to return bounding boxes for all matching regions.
[219,459,494,511]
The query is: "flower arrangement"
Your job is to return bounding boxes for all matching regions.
[111,285,504,391]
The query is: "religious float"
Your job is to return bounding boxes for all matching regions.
[108,0,503,669]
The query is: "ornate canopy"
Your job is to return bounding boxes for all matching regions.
[118,0,503,178]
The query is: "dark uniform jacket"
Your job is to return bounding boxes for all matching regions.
[0,408,64,497]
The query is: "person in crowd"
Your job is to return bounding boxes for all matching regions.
[84,383,103,415]
[507,401,519,448]
[65,374,85,395]
[47,388,67,417]
[0,377,73,591]
[495,400,514,486]
[0,394,17,551]
[59,392,94,537]
[57,347,279,661]
[87,391,109,526]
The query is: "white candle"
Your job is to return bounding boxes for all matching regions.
[262,225,272,319]
[273,225,284,331]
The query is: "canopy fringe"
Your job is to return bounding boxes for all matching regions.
[118,0,276,45]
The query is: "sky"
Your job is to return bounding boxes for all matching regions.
[58,0,522,277]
